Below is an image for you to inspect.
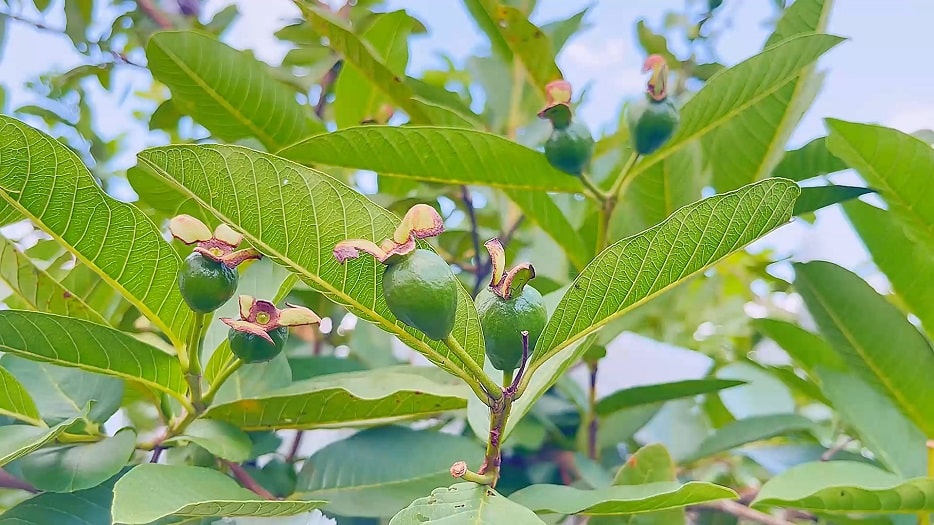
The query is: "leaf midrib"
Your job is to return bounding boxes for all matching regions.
[799,271,930,434]
[150,36,279,151]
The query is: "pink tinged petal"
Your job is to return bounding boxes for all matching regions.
[381,237,416,265]
[169,215,212,244]
[218,248,262,268]
[498,262,536,300]
[643,54,670,101]
[544,80,572,107]
[238,295,256,321]
[484,238,506,288]
[222,319,274,343]
[213,223,243,247]
[392,203,444,244]
[333,239,389,264]
[248,299,280,330]
[277,303,322,327]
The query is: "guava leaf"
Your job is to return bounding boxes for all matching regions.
[509,481,737,515]
[596,379,745,416]
[0,364,42,426]
[0,421,72,467]
[792,185,873,216]
[14,427,136,492]
[166,420,252,463]
[683,414,816,462]
[772,136,847,182]
[389,482,545,524]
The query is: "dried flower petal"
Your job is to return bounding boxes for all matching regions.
[485,238,506,288]
[643,54,670,101]
[484,237,536,300]
[392,204,444,244]
[213,223,243,247]
[221,318,274,343]
[278,303,322,326]
[169,215,212,245]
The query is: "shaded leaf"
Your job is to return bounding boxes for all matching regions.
[147,31,321,150]
[592,443,683,525]
[166,420,252,462]
[296,426,483,518]
[111,464,324,524]
[826,118,934,252]
[502,189,590,269]
[0,311,187,403]
[0,365,42,426]
[0,236,107,324]
[213,353,293,406]
[756,318,927,478]
[844,201,934,335]
[14,427,136,492]
[0,422,71,467]
[390,482,545,524]
[636,20,678,67]
[510,481,737,516]
[202,367,468,431]
[288,356,366,382]
[794,261,934,437]
[685,414,816,462]
[772,136,847,182]
[527,178,799,375]
[792,185,873,216]
[752,461,934,513]
[596,379,745,416]
[1,356,123,426]
[137,144,486,380]
[629,35,843,186]
[0,470,117,524]
[278,126,581,192]
[0,116,190,346]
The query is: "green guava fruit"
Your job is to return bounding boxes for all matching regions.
[382,249,458,340]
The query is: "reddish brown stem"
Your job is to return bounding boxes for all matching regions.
[286,431,304,463]
[137,0,173,29]
[225,461,277,500]
[586,361,599,460]
[0,469,37,494]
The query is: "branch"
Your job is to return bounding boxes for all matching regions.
[694,500,795,525]
[821,436,854,461]
[586,361,598,460]
[460,185,483,296]
[137,0,173,29]
[0,469,37,494]
[286,431,304,463]
[225,461,277,500]
[0,11,65,34]
[315,60,342,118]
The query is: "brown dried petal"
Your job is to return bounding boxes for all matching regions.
[484,238,506,288]
[247,299,280,330]
[213,223,243,247]
[392,204,444,244]
[169,215,212,245]
[277,303,322,327]
[221,318,274,343]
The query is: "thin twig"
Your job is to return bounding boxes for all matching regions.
[0,469,38,494]
[286,431,304,463]
[225,461,277,500]
[461,185,484,296]
[150,446,165,464]
[137,0,173,29]
[821,437,854,461]
[586,361,598,460]
[694,500,795,525]
[314,60,342,118]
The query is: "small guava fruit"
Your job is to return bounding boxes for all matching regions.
[383,249,458,341]
[333,204,458,341]
[168,215,262,314]
[228,325,289,363]
[626,95,679,155]
[544,121,595,176]
[476,238,547,372]
[221,295,321,365]
[626,54,679,155]
[178,252,239,314]
[476,285,547,372]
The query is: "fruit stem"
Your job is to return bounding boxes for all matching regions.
[443,334,503,403]
[202,357,244,407]
[502,369,514,389]
[185,312,208,412]
[579,174,607,202]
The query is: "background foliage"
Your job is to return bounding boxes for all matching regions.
[0,0,932,524]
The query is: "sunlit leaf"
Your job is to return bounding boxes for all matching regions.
[13,427,136,492]
[684,414,816,462]
[390,482,545,524]
[510,481,737,516]
[752,461,934,513]
[137,144,485,380]
[112,464,324,524]
[0,116,190,346]
[165,420,252,462]
[591,443,684,525]
[0,470,117,524]
[772,136,847,182]
[0,364,41,426]
[596,379,745,416]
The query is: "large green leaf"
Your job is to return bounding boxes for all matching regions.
[792,185,873,216]
[146,31,321,151]
[844,201,934,334]
[752,461,934,513]
[0,116,190,346]
[756,318,926,478]
[296,426,483,518]
[0,237,106,324]
[462,0,562,100]
[13,427,136,492]
[137,144,486,380]
[0,422,71,467]
[0,311,188,404]
[502,189,590,269]
[296,5,431,123]
[390,482,545,524]
[794,261,934,437]
[278,126,582,192]
[333,11,414,129]
[165,420,252,462]
[628,34,843,186]
[525,178,799,381]
[591,444,684,525]
[707,0,833,191]
[596,379,745,416]
[1,355,123,426]
[510,481,737,516]
[0,470,117,524]
[111,464,324,524]
[0,365,42,426]
[772,136,847,182]
[684,414,816,462]
[202,367,468,431]
[826,118,934,252]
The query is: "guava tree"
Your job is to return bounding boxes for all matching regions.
[0,0,931,524]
